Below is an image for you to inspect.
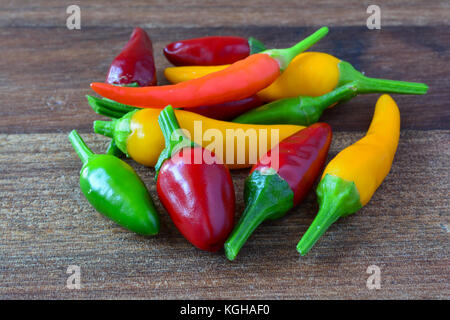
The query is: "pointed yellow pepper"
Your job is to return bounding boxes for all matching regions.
[94,108,305,169]
[297,94,400,255]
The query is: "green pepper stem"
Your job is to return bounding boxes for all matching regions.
[313,82,358,112]
[93,120,116,138]
[101,97,139,113]
[154,106,196,176]
[224,170,294,261]
[296,202,341,256]
[224,204,267,261]
[264,27,329,70]
[118,82,140,87]
[232,82,358,126]
[296,174,362,256]
[158,106,187,152]
[338,61,428,95]
[248,37,266,55]
[297,83,358,124]
[68,130,94,164]
[93,112,134,156]
[86,95,138,119]
[87,95,117,118]
[357,75,429,94]
[106,139,124,157]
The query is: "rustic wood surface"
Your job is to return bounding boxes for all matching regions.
[0,0,449,299]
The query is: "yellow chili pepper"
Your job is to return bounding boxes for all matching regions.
[94,108,305,169]
[164,65,230,84]
[165,52,427,103]
[297,94,400,255]
[258,52,340,100]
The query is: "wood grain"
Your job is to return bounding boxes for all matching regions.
[0,0,449,299]
[0,25,448,134]
[0,131,449,299]
[1,0,449,28]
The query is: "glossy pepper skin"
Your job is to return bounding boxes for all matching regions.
[258,52,428,101]
[224,123,332,260]
[106,27,157,87]
[297,94,400,255]
[155,106,235,252]
[163,36,266,66]
[68,130,160,235]
[164,66,264,120]
[166,52,428,102]
[90,97,305,170]
[233,82,358,125]
[90,27,329,108]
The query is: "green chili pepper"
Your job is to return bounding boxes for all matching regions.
[68,130,160,235]
[232,82,358,126]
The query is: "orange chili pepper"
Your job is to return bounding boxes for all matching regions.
[90,27,328,109]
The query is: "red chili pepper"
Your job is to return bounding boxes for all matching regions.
[91,27,329,109]
[155,106,235,252]
[163,36,266,66]
[106,27,157,87]
[189,95,263,120]
[224,123,332,260]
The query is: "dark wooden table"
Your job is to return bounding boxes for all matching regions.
[1,1,449,299]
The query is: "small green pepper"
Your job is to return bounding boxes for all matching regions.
[232,82,358,126]
[68,130,160,235]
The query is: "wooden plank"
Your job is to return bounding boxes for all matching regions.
[0,131,448,299]
[0,26,448,133]
[1,0,448,300]
[1,0,449,28]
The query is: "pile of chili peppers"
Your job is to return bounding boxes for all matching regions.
[70,26,428,260]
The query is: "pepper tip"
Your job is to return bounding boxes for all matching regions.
[224,243,237,261]
[296,243,307,256]
[90,82,105,92]
[319,26,329,34]
[68,129,77,140]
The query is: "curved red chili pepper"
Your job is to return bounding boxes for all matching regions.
[252,123,332,206]
[91,27,329,108]
[224,123,332,260]
[163,36,266,66]
[106,27,157,87]
[96,53,278,108]
[155,106,235,252]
